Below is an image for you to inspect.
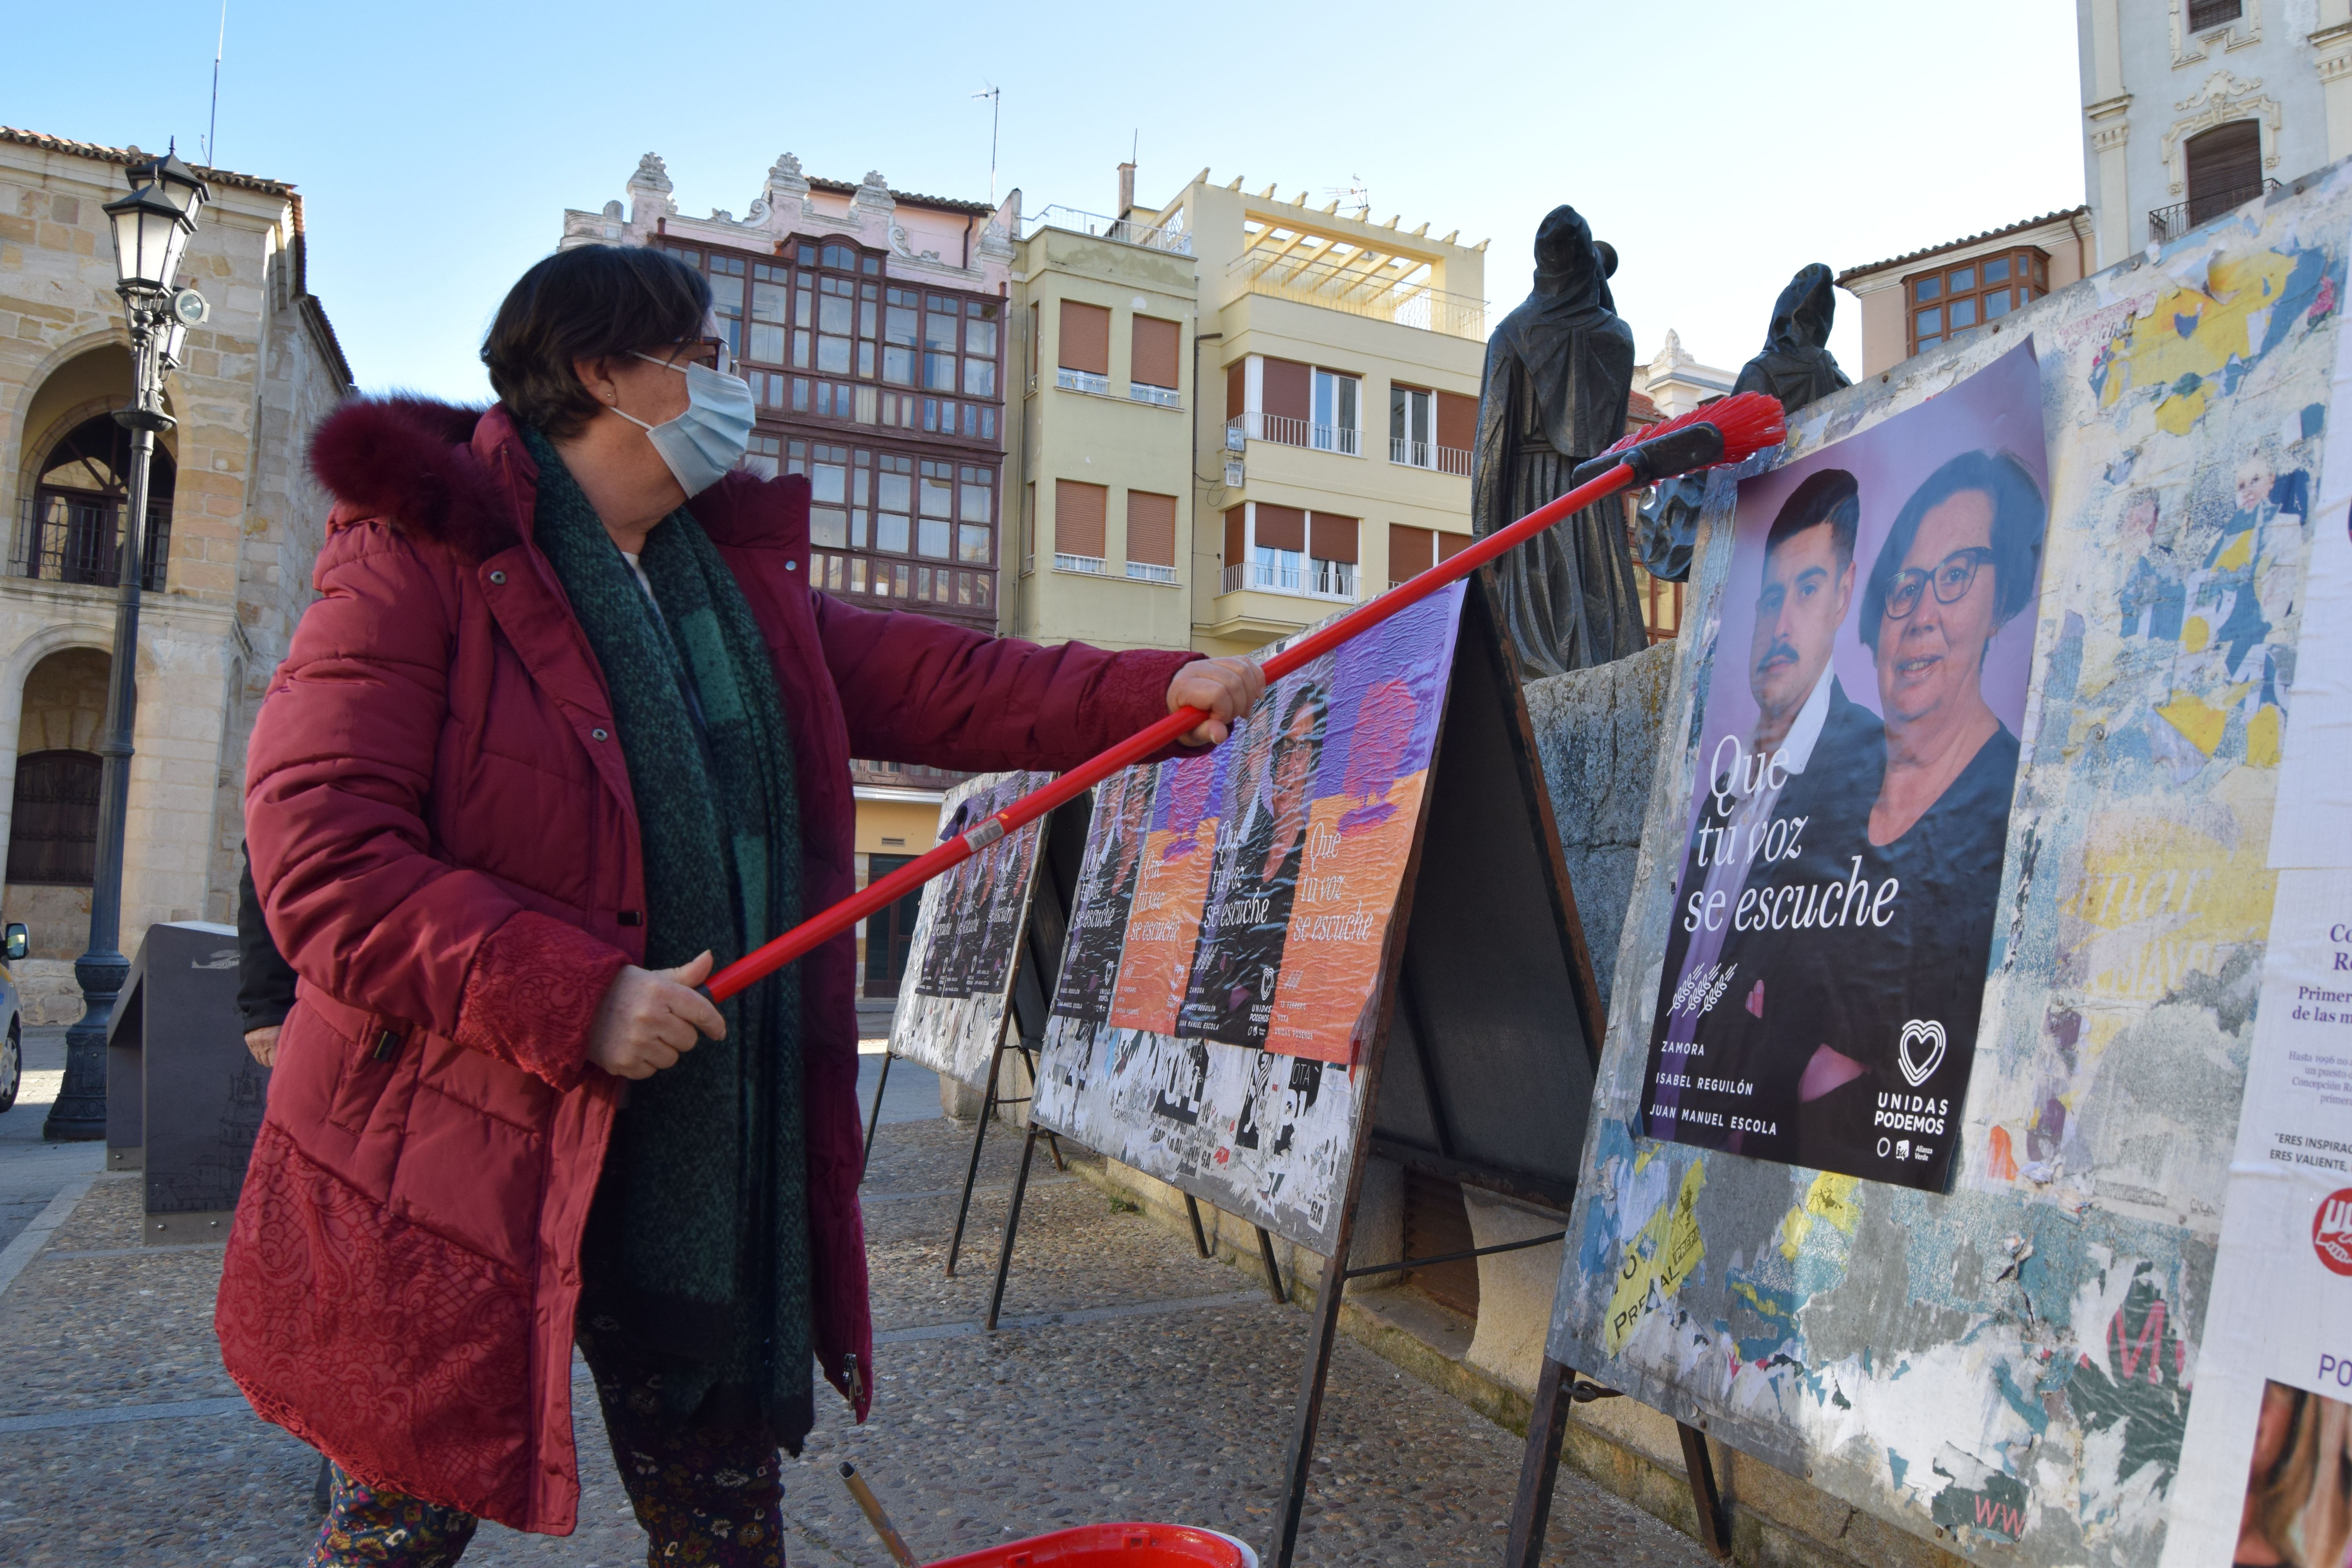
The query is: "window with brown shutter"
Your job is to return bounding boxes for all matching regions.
[1389,524,1434,588]
[1254,503,1306,552]
[1227,360,1246,424]
[1308,513,1359,598]
[2186,120,2264,228]
[1262,358,1311,423]
[1131,316,1180,391]
[1058,300,1111,376]
[1308,513,1357,563]
[1224,505,1246,565]
[1127,490,1177,569]
[1436,393,1478,476]
[1054,479,1107,563]
[1436,530,1468,562]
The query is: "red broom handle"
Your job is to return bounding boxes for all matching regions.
[703,460,1638,1002]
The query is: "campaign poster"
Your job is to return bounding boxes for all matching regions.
[1640,342,2049,1192]
[1051,766,1158,1025]
[1106,748,1225,1035]
[1176,591,1459,1062]
[913,774,1039,1001]
[893,770,1052,1088]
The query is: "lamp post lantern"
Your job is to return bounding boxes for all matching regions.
[43,147,209,1142]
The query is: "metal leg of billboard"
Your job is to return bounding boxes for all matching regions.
[1500,1357,1727,1564]
[942,1020,1011,1280]
[986,1120,1045,1332]
[859,1049,892,1182]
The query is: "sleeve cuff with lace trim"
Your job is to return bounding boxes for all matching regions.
[453,911,630,1092]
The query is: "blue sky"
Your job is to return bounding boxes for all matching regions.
[11,0,2084,400]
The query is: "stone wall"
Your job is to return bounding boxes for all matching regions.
[1523,641,1676,1014]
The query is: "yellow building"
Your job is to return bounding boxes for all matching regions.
[1005,169,1488,657]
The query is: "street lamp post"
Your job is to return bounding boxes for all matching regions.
[43,149,209,1142]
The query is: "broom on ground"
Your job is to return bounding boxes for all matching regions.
[702,390,1787,1006]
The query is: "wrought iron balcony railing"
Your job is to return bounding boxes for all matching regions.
[11,495,171,592]
[2149,179,2282,245]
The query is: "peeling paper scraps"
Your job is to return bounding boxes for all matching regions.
[1806,1171,1863,1233]
[1604,1158,1708,1355]
[1811,1324,2052,1546]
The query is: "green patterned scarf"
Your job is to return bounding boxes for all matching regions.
[523,427,811,1445]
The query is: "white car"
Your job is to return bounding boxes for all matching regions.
[0,923,34,1112]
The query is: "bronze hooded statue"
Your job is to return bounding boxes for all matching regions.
[1470,206,1644,677]
[1639,263,1846,583]
[1731,262,1850,409]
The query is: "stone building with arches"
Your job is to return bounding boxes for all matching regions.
[0,127,350,1018]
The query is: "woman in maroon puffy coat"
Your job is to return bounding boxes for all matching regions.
[219,245,1259,1566]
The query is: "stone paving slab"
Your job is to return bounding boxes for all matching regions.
[0,1027,96,1255]
[0,1113,1711,1568]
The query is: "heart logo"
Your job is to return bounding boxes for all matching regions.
[1897,1020,1946,1087]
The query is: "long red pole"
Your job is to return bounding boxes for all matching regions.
[703,459,1639,1003]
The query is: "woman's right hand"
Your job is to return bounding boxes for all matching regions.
[585,951,727,1080]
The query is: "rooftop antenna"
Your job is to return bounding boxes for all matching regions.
[973,84,1000,204]
[203,0,227,166]
[1324,175,1370,220]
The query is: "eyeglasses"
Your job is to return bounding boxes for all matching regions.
[1883,546,1995,620]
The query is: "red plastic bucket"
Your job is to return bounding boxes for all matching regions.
[925,1522,1258,1567]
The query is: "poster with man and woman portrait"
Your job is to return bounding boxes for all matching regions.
[1640,342,2049,1192]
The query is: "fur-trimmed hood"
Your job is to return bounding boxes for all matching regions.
[307,396,803,568]
[309,396,520,563]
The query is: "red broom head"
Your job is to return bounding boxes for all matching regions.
[1599,390,1787,470]
[1691,390,1788,466]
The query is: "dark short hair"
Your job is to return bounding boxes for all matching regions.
[481,245,712,438]
[1765,468,1858,566]
[1860,450,2045,652]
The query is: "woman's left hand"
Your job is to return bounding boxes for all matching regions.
[1169,657,1265,746]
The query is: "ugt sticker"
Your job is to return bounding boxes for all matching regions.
[2316,1187,2352,1277]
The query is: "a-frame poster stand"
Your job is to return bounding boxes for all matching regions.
[980,573,1722,1567]
[872,769,1067,1274]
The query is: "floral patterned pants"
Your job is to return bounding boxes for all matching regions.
[306,1316,787,1567]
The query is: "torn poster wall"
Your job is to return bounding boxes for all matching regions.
[886,770,1052,1090]
[2160,226,2352,1568]
[1550,165,2351,1567]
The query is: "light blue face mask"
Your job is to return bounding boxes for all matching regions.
[611,350,757,497]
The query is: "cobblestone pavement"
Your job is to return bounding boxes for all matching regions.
[0,1112,1709,1568]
